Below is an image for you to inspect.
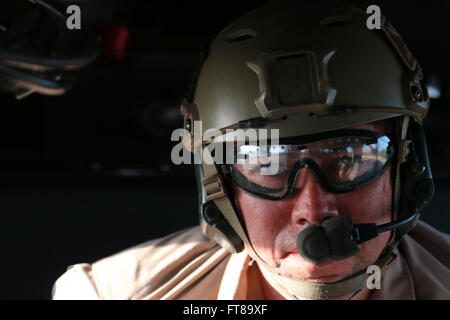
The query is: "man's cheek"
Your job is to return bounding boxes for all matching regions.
[341,179,391,220]
[359,229,391,263]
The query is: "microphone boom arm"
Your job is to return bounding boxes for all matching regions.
[351,208,419,244]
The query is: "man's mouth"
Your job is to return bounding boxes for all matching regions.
[312,259,334,267]
[278,250,347,283]
[286,251,335,266]
[285,250,340,266]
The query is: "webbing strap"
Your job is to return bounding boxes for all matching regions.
[389,116,411,248]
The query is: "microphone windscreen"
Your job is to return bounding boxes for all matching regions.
[322,216,360,260]
[296,225,330,265]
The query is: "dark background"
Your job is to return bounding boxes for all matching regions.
[0,0,449,299]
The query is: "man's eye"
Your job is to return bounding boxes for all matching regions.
[338,156,352,167]
[249,162,272,174]
[248,161,289,176]
[337,155,361,169]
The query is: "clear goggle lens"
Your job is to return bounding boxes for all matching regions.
[223,132,393,200]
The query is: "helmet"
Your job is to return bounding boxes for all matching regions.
[179,0,434,299]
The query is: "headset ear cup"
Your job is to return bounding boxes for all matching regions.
[322,216,360,260]
[396,121,434,240]
[201,200,244,254]
[296,225,330,265]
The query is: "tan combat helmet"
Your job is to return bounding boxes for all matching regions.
[180,0,433,299]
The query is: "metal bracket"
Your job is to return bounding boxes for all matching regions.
[398,139,411,164]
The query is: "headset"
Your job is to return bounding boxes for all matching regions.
[198,118,435,262]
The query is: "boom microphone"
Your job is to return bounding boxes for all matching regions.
[296,209,419,265]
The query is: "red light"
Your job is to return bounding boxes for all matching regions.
[101,24,131,61]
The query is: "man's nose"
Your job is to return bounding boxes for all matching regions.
[289,169,339,226]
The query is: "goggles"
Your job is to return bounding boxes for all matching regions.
[220,130,394,201]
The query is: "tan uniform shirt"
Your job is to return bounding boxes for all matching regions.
[52,220,450,300]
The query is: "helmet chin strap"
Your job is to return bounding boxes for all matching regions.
[200,124,407,299]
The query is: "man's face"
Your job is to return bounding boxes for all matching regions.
[233,122,392,283]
